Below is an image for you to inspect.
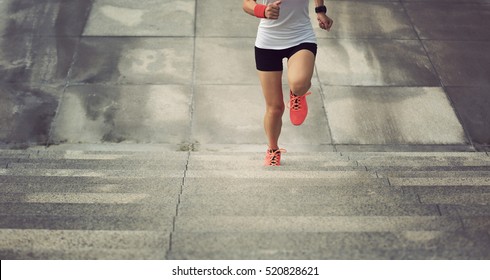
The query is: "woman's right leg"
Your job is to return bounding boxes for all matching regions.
[258,70,284,150]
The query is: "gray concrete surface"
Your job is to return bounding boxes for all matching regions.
[1,0,489,149]
[1,0,490,260]
[1,148,489,259]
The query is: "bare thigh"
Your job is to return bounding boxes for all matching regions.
[287,49,315,95]
[258,70,284,108]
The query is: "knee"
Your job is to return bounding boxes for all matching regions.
[266,103,285,117]
[289,79,311,96]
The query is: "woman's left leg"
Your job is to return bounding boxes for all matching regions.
[286,49,316,125]
[287,49,315,97]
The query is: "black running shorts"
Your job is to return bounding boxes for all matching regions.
[255,42,317,72]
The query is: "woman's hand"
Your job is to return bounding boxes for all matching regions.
[317,13,333,31]
[265,0,282,19]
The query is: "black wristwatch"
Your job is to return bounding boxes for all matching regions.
[315,5,327,14]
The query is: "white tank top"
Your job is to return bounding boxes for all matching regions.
[255,0,317,50]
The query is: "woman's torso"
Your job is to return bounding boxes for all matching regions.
[255,0,316,49]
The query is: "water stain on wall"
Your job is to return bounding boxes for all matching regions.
[0,0,94,146]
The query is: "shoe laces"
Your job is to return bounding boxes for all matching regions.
[265,148,286,166]
[288,92,311,111]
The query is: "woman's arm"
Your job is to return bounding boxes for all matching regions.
[314,0,325,8]
[243,0,282,19]
[243,0,257,17]
[314,0,333,31]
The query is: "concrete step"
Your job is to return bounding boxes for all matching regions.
[186,170,376,179]
[390,177,490,187]
[168,231,490,259]
[178,202,439,216]
[184,177,389,188]
[377,171,490,178]
[0,150,187,160]
[175,216,463,233]
[178,192,419,206]
[0,168,184,178]
[6,160,186,170]
[0,192,178,205]
[0,202,177,217]
[0,176,179,185]
[187,152,354,170]
[0,214,174,231]
[343,152,489,160]
[182,184,398,195]
[358,158,490,168]
[187,162,364,171]
[1,147,489,260]
[0,179,182,194]
[0,248,165,260]
[0,228,169,259]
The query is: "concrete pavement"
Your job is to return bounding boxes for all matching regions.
[0,0,490,259]
[1,0,489,149]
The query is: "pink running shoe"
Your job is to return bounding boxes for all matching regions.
[264,148,286,166]
[288,91,312,126]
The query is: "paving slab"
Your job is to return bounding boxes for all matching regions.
[0,202,177,217]
[182,183,398,196]
[186,170,375,179]
[169,231,490,259]
[323,86,467,145]
[0,168,184,178]
[196,0,258,37]
[175,216,463,232]
[0,0,92,37]
[188,154,349,167]
[0,84,63,145]
[194,37,256,85]
[314,1,417,39]
[30,149,189,159]
[446,87,490,146]
[402,185,490,195]
[462,217,490,231]
[344,152,489,159]
[439,205,490,217]
[0,248,166,260]
[0,229,168,251]
[379,170,490,178]
[178,202,438,217]
[418,193,490,205]
[404,2,490,40]
[191,85,331,145]
[423,40,490,87]
[335,144,476,152]
[357,156,490,164]
[6,162,186,172]
[68,37,194,84]
[83,0,195,36]
[184,177,390,188]
[168,248,490,260]
[0,229,169,259]
[187,162,363,171]
[179,192,419,206]
[315,39,439,86]
[0,214,174,231]
[0,175,179,185]
[0,36,77,83]
[0,192,177,205]
[51,85,192,144]
[0,180,182,196]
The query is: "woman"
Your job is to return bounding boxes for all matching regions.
[242,0,333,166]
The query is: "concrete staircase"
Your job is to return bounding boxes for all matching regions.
[1,148,489,259]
